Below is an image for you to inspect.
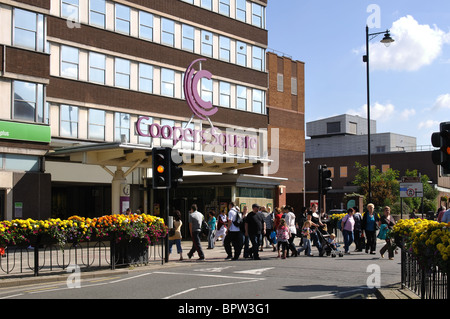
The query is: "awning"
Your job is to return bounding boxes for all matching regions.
[47,142,272,174]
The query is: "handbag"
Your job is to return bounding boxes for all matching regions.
[201,220,210,235]
[168,228,176,237]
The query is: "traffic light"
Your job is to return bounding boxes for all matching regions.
[431,122,450,175]
[170,159,183,189]
[321,165,333,194]
[152,147,171,189]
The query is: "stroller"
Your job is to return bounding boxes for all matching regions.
[316,226,343,257]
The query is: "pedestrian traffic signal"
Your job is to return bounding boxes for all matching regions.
[431,122,450,175]
[170,160,183,189]
[152,147,172,189]
[321,165,333,194]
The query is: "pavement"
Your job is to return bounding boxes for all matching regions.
[0,238,420,299]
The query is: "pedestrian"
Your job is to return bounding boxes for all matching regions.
[207,210,217,249]
[283,205,298,257]
[245,204,266,260]
[241,205,251,258]
[223,202,243,260]
[187,204,205,261]
[260,206,275,251]
[276,218,290,259]
[437,206,446,222]
[341,207,355,254]
[297,220,313,256]
[308,205,324,256]
[362,203,380,255]
[168,210,183,261]
[442,208,450,223]
[353,207,363,252]
[379,206,396,260]
[273,207,283,231]
[214,209,227,242]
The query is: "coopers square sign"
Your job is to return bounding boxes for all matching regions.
[135,58,258,150]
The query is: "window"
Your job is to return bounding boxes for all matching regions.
[161,18,175,47]
[60,104,78,138]
[277,74,283,92]
[61,0,79,21]
[13,80,44,123]
[181,121,194,150]
[201,0,212,10]
[236,0,246,22]
[219,0,230,16]
[252,46,264,71]
[13,8,44,52]
[4,154,39,172]
[327,121,340,134]
[89,0,106,28]
[115,112,130,142]
[115,4,130,35]
[291,77,297,95]
[376,146,386,153]
[219,36,230,62]
[89,52,106,84]
[139,63,153,93]
[88,109,105,140]
[115,58,130,89]
[181,0,194,3]
[340,166,348,178]
[160,119,175,147]
[201,30,213,57]
[349,122,357,135]
[182,24,195,52]
[161,68,175,97]
[137,116,153,145]
[236,85,247,110]
[236,42,247,66]
[201,78,213,103]
[251,3,265,28]
[219,82,230,107]
[252,89,264,114]
[61,45,79,79]
[139,11,153,41]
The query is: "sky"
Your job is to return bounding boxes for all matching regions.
[266,0,450,148]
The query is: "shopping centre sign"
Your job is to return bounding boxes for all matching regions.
[136,58,257,150]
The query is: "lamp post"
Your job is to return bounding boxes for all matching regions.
[363,26,394,204]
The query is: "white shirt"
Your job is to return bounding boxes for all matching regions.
[284,211,296,234]
[227,207,241,232]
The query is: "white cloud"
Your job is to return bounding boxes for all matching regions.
[418,119,440,130]
[370,15,450,71]
[433,93,450,110]
[400,108,416,120]
[347,102,395,121]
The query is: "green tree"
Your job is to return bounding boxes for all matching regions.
[352,162,400,208]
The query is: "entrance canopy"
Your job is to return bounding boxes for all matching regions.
[47,142,271,174]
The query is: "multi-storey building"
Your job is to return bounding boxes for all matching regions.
[0,0,279,222]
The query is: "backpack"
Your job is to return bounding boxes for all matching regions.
[232,208,243,228]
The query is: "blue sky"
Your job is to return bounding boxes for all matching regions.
[266,0,450,147]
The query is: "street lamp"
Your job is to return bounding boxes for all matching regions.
[363,26,394,204]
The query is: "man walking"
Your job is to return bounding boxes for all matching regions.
[187,204,205,260]
[245,204,266,260]
[224,202,243,260]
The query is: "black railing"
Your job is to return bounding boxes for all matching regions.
[0,239,164,277]
[401,249,449,299]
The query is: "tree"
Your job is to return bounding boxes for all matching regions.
[401,169,438,215]
[352,162,400,208]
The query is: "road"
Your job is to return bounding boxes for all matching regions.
[0,242,401,301]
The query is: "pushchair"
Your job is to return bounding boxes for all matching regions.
[316,226,343,257]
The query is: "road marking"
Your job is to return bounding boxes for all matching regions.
[163,288,197,299]
[234,267,274,275]
[109,272,153,284]
[308,286,370,299]
[193,266,233,273]
[0,293,24,299]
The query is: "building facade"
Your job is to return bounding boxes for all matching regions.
[0,0,279,223]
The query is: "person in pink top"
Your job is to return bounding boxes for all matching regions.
[341,207,355,254]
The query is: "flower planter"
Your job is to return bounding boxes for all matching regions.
[113,238,149,266]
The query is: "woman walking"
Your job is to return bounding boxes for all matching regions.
[379,206,396,260]
[168,210,184,261]
[341,207,355,254]
[362,203,380,255]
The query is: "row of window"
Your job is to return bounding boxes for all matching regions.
[327,164,391,179]
[57,44,266,114]
[59,0,266,70]
[179,0,266,29]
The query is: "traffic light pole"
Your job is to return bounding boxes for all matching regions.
[164,188,169,263]
[318,165,323,215]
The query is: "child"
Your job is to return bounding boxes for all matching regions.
[276,219,290,259]
[297,220,313,256]
[327,233,339,251]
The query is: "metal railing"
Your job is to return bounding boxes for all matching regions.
[0,239,164,278]
[401,249,449,299]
